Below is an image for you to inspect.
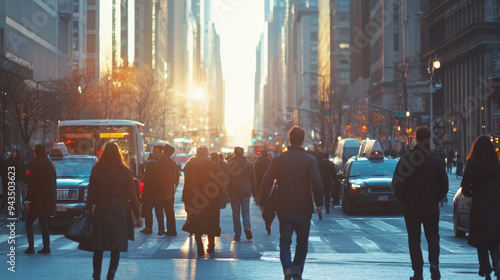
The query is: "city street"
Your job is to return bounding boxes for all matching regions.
[0,173,484,279]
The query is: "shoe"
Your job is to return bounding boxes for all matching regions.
[24,247,35,254]
[318,212,322,220]
[197,244,205,257]
[284,267,293,280]
[158,231,163,236]
[266,225,271,235]
[234,235,241,241]
[37,248,51,254]
[207,245,215,253]
[245,229,253,240]
[140,228,152,234]
[485,273,491,280]
[430,265,441,280]
[164,231,177,236]
[410,275,423,280]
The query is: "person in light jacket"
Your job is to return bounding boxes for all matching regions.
[225,146,257,241]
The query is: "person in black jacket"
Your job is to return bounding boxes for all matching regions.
[158,144,178,236]
[317,152,339,215]
[254,149,271,205]
[140,145,164,235]
[24,144,57,254]
[259,126,324,280]
[461,135,500,279]
[83,142,140,279]
[392,127,448,280]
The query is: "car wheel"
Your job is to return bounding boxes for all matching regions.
[454,206,466,238]
[341,195,352,214]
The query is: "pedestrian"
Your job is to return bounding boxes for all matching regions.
[225,146,257,241]
[259,126,324,280]
[182,146,222,257]
[447,150,454,174]
[24,144,57,254]
[140,145,164,235]
[82,142,140,279]
[460,135,500,279]
[159,144,178,236]
[254,149,271,205]
[456,153,464,178]
[391,126,448,280]
[317,152,339,215]
[8,149,27,182]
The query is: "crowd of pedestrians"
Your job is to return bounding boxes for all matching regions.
[3,126,500,280]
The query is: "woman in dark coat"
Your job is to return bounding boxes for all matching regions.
[182,146,222,257]
[84,142,140,280]
[461,135,500,280]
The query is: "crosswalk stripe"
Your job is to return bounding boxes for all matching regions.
[137,236,165,250]
[336,219,361,230]
[351,236,382,252]
[366,220,400,232]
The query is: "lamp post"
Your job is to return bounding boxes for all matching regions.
[301,72,326,152]
[428,55,442,151]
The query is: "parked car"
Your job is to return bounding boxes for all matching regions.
[49,152,97,226]
[339,149,400,214]
[453,186,471,237]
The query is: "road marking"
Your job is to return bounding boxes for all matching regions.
[440,221,454,230]
[336,219,360,230]
[439,238,471,254]
[137,236,165,251]
[308,236,322,242]
[168,236,191,250]
[366,220,400,232]
[59,242,79,250]
[351,236,382,252]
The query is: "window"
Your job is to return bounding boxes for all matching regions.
[338,0,349,7]
[339,28,349,37]
[88,0,95,5]
[394,33,399,51]
[340,71,350,80]
[311,45,318,55]
[73,0,79,13]
[87,34,96,53]
[87,10,96,29]
[310,32,318,41]
[311,60,318,71]
[338,13,349,22]
[393,5,399,24]
[311,18,318,25]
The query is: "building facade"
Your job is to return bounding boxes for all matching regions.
[423,0,500,157]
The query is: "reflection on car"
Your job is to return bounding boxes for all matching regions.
[453,186,471,237]
[50,152,97,226]
[339,150,400,214]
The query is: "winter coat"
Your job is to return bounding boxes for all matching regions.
[142,159,163,200]
[254,156,271,196]
[317,158,338,190]
[161,155,178,198]
[225,155,257,198]
[391,144,449,214]
[8,157,27,182]
[461,161,500,247]
[182,156,222,236]
[259,146,324,215]
[25,155,57,217]
[83,165,140,252]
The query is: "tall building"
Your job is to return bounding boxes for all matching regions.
[423,0,500,156]
[0,0,73,147]
[72,0,88,71]
[286,1,319,148]
[318,0,350,150]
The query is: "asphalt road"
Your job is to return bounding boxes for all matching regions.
[0,171,484,279]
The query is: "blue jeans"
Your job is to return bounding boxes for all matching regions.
[230,197,251,236]
[278,214,312,277]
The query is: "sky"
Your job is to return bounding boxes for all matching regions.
[211,0,265,147]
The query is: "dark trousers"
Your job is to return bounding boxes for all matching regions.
[25,214,50,249]
[155,198,176,233]
[278,214,312,277]
[93,250,120,280]
[404,211,440,275]
[477,241,500,276]
[323,184,332,213]
[143,198,154,230]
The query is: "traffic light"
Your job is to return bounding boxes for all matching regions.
[362,125,367,131]
[346,124,351,131]
[268,136,272,140]
[252,138,257,143]
[215,137,219,141]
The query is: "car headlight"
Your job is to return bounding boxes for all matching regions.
[351,184,362,189]
[84,188,88,201]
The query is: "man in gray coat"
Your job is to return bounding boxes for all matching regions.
[259,126,324,280]
[225,147,257,241]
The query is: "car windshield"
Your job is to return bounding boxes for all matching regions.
[349,160,397,177]
[51,158,95,178]
[344,147,360,159]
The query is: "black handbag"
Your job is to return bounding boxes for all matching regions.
[65,212,93,243]
[262,183,279,224]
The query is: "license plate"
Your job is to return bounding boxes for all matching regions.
[57,205,67,212]
[378,195,388,201]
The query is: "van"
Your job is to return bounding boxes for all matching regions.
[333,138,361,172]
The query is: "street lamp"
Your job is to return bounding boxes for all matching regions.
[428,54,442,151]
